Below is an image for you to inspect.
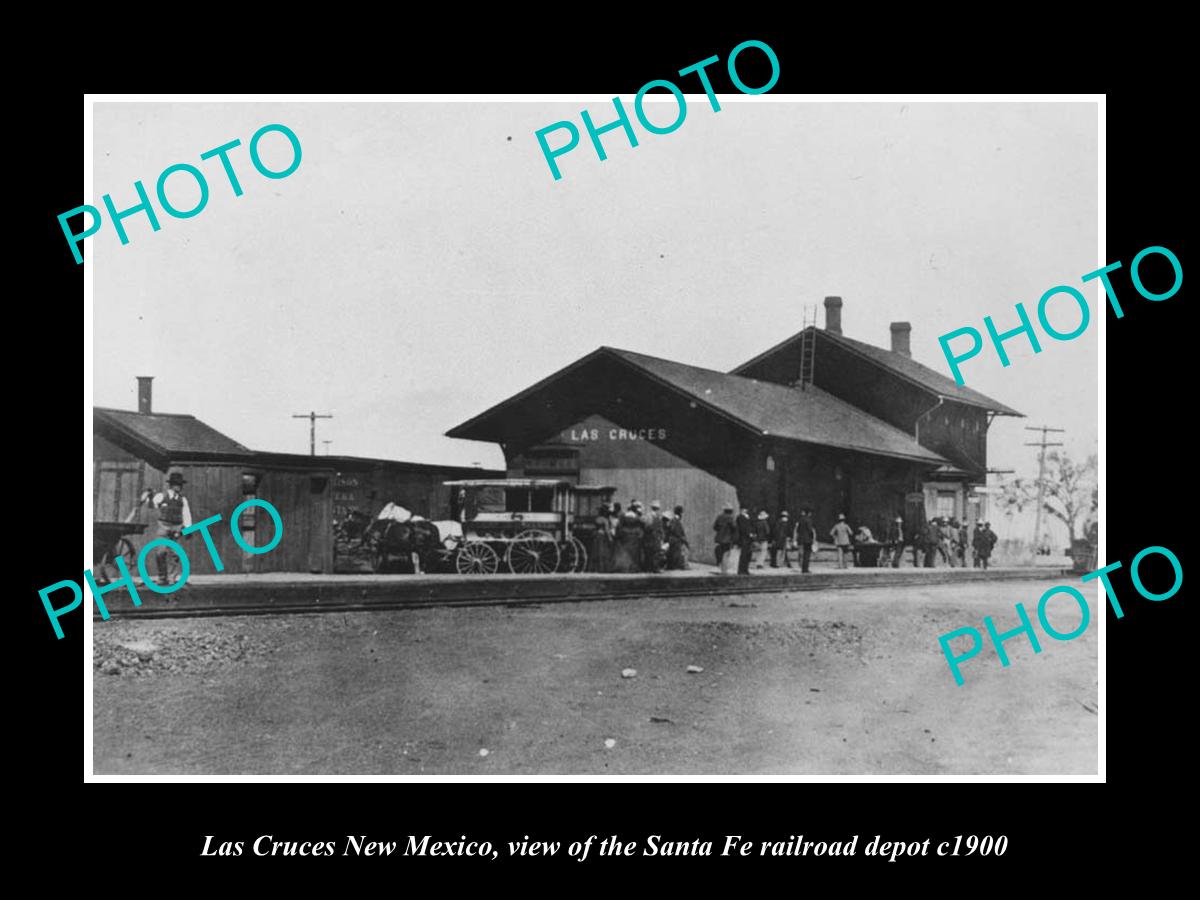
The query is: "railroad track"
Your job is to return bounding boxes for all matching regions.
[98,568,1069,621]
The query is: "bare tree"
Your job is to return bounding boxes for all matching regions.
[997,451,1097,540]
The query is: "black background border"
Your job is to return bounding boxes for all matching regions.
[18,26,1187,883]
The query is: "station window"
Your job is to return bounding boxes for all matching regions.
[524,448,580,476]
[505,487,555,513]
[474,486,506,513]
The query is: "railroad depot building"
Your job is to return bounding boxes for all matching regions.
[447,297,1022,563]
[94,378,497,574]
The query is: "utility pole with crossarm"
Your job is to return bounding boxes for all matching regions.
[1024,425,1065,549]
[292,411,333,457]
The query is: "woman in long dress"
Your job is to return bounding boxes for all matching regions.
[665,506,690,570]
[611,504,645,573]
[591,503,614,572]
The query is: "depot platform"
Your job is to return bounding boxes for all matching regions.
[94,562,1073,619]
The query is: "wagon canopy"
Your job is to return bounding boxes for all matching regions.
[442,479,573,488]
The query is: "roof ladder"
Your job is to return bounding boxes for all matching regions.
[796,305,818,390]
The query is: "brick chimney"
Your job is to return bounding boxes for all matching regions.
[824,296,843,335]
[890,322,912,357]
[136,376,153,414]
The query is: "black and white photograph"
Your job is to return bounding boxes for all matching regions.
[86,97,1099,776]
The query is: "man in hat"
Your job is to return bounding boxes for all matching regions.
[955,518,969,567]
[736,507,755,575]
[713,503,737,573]
[976,521,997,570]
[830,513,853,569]
[922,517,941,567]
[149,472,193,585]
[938,516,958,567]
[771,510,794,568]
[795,508,815,573]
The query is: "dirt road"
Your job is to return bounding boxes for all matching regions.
[92,579,1097,775]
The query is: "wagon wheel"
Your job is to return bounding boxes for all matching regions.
[506,530,561,575]
[456,540,500,575]
[99,538,137,584]
[558,536,588,573]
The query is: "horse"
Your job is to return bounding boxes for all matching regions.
[363,517,442,573]
[333,508,373,548]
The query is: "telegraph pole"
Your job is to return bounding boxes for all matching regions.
[292,411,333,456]
[1024,425,1065,549]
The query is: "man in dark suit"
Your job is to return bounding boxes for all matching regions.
[795,508,815,573]
[736,507,754,574]
[977,521,998,569]
[713,503,737,573]
[922,518,941,568]
[771,510,795,568]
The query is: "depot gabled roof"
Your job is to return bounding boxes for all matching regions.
[447,346,949,465]
[732,327,1023,416]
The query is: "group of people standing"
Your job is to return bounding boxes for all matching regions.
[587,499,1001,575]
[905,517,998,569]
[589,500,690,573]
[712,507,1003,573]
[711,505,819,575]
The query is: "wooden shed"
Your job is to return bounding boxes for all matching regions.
[94,407,337,574]
[94,385,502,575]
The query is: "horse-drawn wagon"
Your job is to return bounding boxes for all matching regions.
[444,479,615,575]
[360,480,614,578]
[360,479,615,575]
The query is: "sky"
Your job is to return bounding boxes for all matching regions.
[92,100,1098,542]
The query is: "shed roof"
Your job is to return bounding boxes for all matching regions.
[94,407,253,465]
[731,327,1023,415]
[251,451,504,476]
